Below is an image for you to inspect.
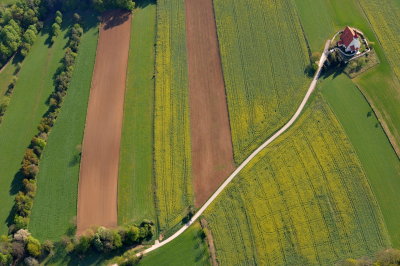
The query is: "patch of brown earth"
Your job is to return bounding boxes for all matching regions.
[185,0,235,207]
[77,10,131,234]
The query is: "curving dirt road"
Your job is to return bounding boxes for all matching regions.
[136,40,331,257]
[77,10,132,235]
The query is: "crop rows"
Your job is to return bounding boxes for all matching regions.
[154,0,193,230]
[213,0,310,163]
[359,0,400,81]
[205,95,390,265]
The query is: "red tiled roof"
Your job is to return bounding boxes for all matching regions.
[340,26,357,47]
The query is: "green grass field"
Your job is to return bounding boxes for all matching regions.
[294,0,400,156]
[139,222,210,266]
[321,75,400,247]
[213,0,310,163]
[28,15,99,241]
[118,1,157,226]
[154,0,193,230]
[0,21,70,235]
[205,95,390,265]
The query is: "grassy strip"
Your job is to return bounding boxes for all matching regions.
[28,14,99,241]
[0,21,69,235]
[205,95,390,265]
[0,57,19,99]
[320,75,400,247]
[118,1,157,226]
[139,222,210,266]
[213,0,310,163]
[154,0,193,230]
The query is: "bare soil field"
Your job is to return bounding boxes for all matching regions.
[77,10,131,234]
[185,0,235,206]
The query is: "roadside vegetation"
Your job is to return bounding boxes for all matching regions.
[213,0,310,163]
[154,0,193,231]
[205,96,390,265]
[136,222,210,266]
[118,0,157,226]
[321,75,400,247]
[9,16,85,236]
[28,13,99,242]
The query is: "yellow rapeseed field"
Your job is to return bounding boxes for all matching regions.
[213,0,310,163]
[205,95,390,265]
[359,0,400,81]
[154,0,193,231]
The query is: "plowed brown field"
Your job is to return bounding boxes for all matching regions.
[185,0,235,207]
[77,10,131,234]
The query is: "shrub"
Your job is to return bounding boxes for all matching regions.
[311,52,321,63]
[55,11,63,19]
[73,13,81,22]
[11,241,26,260]
[15,192,33,217]
[42,240,54,255]
[51,23,60,37]
[125,226,139,244]
[55,16,62,25]
[24,256,39,266]
[13,229,31,242]
[26,237,41,257]
[0,97,10,115]
[13,215,29,231]
[22,178,37,195]
[0,253,12,265]
[31,136,46,151]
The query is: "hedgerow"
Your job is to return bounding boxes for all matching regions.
[8,20,84,235]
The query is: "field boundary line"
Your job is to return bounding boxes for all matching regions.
[131,39,331,259]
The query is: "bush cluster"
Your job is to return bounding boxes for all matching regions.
[68,222,153,256]
[8,22,84,234]
[0,229,53,265]
[0,0,42,68]
[347,57,367,74]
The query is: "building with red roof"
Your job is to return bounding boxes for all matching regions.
[338,26,361,53]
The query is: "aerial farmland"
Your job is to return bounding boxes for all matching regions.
[0,0,399,265]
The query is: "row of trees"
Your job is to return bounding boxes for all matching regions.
[9,21,84,234]
[0,221,153,265]
[50,10,62,44]
[64,222,153,256]
[0,229,54,265]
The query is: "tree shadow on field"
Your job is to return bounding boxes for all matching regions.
[102,10,130,30]
[9,170,24,196]
[320,63,346,80]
